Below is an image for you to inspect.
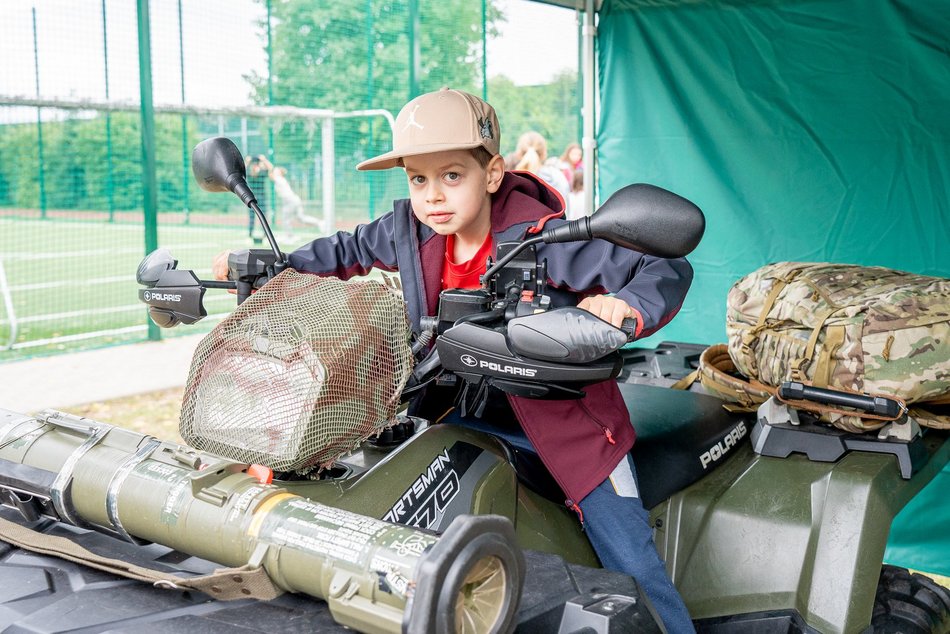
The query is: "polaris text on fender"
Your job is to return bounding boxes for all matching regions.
[700,421,747,469]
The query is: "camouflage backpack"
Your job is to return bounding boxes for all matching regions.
[726,262,950,432]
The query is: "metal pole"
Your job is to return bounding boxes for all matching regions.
[0,97,390,127]
[408,0,420,100]
[178,0,189,225]
[0,258,19,351]
[137,0,160,342]
[576,11,583,147]
[266,0,274,114]
[101,0,115,222]
[366,0,376,220]
[481,0,488,100]
[31,8,47,219]
[582,0,597,216]
[266,0,275,226]
[322,118,335,235]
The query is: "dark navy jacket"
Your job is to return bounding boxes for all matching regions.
[289,172,692,505]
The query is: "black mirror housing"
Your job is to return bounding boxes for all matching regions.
[540,183,705,259]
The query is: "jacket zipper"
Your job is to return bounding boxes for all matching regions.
[566,499,584,524]
[580,400,618,447]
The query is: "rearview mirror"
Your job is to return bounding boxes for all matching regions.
[541,183,705,259]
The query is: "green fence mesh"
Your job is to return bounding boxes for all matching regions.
[0,0,582,361]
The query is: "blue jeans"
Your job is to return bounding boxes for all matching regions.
[579,455,695,633]
[438,408,694,632]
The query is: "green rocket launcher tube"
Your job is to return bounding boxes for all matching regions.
[0,409,523,634]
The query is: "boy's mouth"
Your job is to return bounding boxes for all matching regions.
[428,212,453,224]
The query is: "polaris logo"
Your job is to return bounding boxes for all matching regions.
[146,292,182,302]
[699,421,747,470]
[461,354,478,367]
[479,360,537,377]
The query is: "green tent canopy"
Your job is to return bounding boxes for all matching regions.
[596,0,950,576]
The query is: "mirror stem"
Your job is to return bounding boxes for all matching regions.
[249,200,285,264]
[539,216,592,244]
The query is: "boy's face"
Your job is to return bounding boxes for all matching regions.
[403,150,503,243]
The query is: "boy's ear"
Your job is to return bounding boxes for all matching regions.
[485,154,505,194]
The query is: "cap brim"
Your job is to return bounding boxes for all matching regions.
[356,141,486,171]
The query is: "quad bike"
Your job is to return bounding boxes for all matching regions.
[2,138,949,634]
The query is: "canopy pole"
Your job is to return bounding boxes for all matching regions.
[582,0,597,215]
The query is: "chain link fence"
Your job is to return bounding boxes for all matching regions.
[0,0,581,361]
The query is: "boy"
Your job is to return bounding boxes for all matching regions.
[213,88,694,632]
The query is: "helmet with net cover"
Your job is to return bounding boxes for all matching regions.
[179,270,414,473]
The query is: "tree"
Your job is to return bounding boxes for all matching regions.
[243,1,504,218]
[488,70,581,162]
[249,1,502,112]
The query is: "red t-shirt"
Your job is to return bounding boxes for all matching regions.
[442,232,493,290]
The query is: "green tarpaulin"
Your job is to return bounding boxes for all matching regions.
[596,0,949,575]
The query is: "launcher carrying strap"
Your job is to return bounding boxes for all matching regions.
[0,515,283,601]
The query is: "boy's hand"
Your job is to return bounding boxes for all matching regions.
[577,295,636,329]
[212,250,232,281]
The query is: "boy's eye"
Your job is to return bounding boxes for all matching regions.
[409,175,425,186]
[444,172,460,182]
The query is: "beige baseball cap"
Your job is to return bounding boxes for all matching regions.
[357,88,500,171]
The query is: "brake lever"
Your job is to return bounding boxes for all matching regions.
[400,347,444,402]
[620,317,638,342]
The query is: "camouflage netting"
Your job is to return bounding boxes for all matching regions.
[180,270,413,472]
[727,262,950,432]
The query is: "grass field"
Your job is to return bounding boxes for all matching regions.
[0,215,326,362]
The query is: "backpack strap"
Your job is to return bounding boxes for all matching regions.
[738,268,802,374]
[673,344,774,411]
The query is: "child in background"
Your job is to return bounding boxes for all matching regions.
[270,166,323,235]
[512,130,571,203]
[567,167,586,220]
[558,141,583,183]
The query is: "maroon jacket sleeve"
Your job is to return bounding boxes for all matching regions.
[537,237,692,339]
[287,212,399,278]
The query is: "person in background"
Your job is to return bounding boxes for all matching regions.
[270,166,323,236]
[511,131,571,204]
[566,167,586,220]
[558,141,583,183]
[245,154,273,244]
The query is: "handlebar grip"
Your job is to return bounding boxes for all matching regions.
[620,317,638,342]
[236,280,253,305]
[778,381,903,417]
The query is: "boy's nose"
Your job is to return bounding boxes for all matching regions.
[425,184,444,204]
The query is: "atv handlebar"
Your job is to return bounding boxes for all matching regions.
[138,136,702,403]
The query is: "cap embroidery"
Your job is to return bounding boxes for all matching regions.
[478,117,494,140]
[403,104,424,131]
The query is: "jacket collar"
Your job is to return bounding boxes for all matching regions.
[490,171,565,235]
